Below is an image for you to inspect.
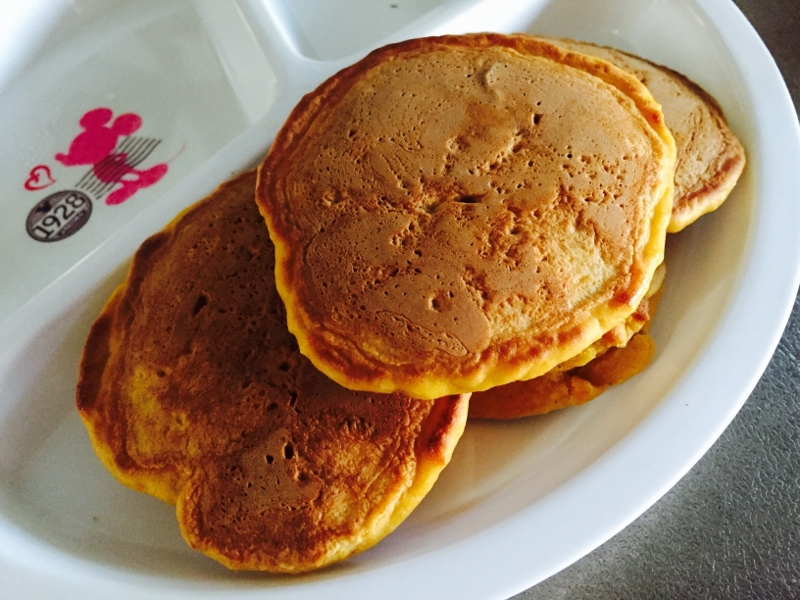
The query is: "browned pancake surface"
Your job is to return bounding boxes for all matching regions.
[468,279,663,420]
[553,39,746,232]
[76,171,468,573]
[257,33,675,400]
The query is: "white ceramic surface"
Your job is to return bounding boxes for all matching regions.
[1,0,799,598]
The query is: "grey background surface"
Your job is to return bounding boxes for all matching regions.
[516,1,800,598]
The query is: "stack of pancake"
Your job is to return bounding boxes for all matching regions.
[76,33,744,572]
[468,36,746,418]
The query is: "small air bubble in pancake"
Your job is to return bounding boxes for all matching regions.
[192,295,208,315]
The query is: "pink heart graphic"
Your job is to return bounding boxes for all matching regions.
[25,165,56,191]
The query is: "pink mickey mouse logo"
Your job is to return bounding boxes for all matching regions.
[55,107,142,166]
[53,107,170,205]
[25,107,181,243]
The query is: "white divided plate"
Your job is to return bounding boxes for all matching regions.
[1,0,799,598]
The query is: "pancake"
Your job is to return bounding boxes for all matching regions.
[76,170,469,573]
[552,38,746,232]
[468,332,656,420]
[468,264,664,419]
[543,259,664,372]
[256,33,676,400]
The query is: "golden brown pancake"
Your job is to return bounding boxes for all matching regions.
[546,260,664,372]
[257,33,676,400]
[468,332,656,419]
[76,170,469,573]
[468,265,664,419]
[552,38,746,232]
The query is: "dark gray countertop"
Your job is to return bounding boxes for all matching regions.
[517,1,800,598]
